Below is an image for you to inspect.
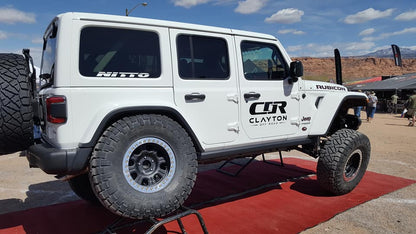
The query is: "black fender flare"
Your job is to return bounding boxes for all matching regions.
[78,106,203,153]
[325,95,367,135]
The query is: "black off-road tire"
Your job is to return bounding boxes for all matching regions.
[68,173,100,204]
[317,129,370,195]
[89,114,197,219]
[0,53,33,154]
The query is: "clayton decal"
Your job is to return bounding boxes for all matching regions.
[249,101,288,126]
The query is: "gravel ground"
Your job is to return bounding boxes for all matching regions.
[0,113,415,233]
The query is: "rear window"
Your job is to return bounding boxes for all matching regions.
[177,35,229,80]
[79,27,161,78]
[40,22,57,88]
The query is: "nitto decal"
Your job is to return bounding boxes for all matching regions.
[96,71,150,78]
[315,85,346,91]
[249,101,288,126]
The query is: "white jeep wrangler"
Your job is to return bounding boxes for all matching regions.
[0,12,370,219]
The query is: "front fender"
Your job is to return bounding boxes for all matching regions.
[309,94,367,136]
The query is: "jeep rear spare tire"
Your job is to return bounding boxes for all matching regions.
[89,114,197,219]
[317,128,370,195]
[0,54,33,154]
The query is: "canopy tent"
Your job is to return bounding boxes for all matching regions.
[347,73,416,91]
[345,76,382,86]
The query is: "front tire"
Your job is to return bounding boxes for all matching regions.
[89,114,197,219]
[317,129,370,195]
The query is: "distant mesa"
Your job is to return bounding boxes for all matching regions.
[361,47,416,59]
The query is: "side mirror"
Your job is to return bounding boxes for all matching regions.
[289,60,303,83]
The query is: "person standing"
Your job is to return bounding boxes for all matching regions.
[407,90,416,126]
[391,93,398,114]
[366,91,378,122]
[354,90,364,118]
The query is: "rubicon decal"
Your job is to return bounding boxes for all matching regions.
[315,85,346,91]
[96,71,150,78]
[249,101,288,126]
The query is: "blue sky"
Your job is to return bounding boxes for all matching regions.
[1,0,415,66]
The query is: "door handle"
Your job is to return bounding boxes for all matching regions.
[185,93,206,102]
[244,92,261,101]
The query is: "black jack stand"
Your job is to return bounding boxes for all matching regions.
[98,206,208,234]
[216,152,284,177]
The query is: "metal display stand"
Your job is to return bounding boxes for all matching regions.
[99,206,208,234]
[216,152,284,177]
[99,152,285,233]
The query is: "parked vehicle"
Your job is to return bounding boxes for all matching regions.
[0,12,370,219]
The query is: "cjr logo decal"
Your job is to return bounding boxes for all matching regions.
[249,101,287,115]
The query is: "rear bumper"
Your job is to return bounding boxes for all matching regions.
[27,141,92,175]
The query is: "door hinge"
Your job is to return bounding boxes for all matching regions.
[290,117,300,126]
[227,122,240,133]
[227,94,239,104]
[291,93,300,101]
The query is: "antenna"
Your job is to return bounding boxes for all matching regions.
[126,2,148,16]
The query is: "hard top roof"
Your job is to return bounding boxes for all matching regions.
[58,12,277,41]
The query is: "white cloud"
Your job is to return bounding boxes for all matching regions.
[31,38,43,44]
[172,0,211,8]
[265,8,304,24]
[235,0,268,14]
[287,45,302,52]
[359,28,375,36]
[363,27,416,41]
[344,42,375,51]
[0,7,36,24]
[287,41,376,57]
[390,27,416,35]
[395,10,416,21]
[344,8,394,24]
[0,30,7,40]
[278,29,305,35]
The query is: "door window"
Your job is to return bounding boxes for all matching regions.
[241,41,288,80]
[177,35,229,80]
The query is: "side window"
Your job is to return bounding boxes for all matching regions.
[79,27,161,78]
[177,35,229,80]
[241,41,288,80]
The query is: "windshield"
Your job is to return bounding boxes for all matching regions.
[40,22,57,88]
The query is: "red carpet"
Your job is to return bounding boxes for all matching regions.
[0,158,414,234]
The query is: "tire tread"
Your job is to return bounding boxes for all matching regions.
[0,53,33,154]
[89,114,197,219]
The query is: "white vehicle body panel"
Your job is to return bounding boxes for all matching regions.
[39,12,367,154]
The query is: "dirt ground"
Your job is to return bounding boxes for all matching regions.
[0,112,415,233]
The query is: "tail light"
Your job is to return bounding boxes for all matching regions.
[46,96,67,124]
